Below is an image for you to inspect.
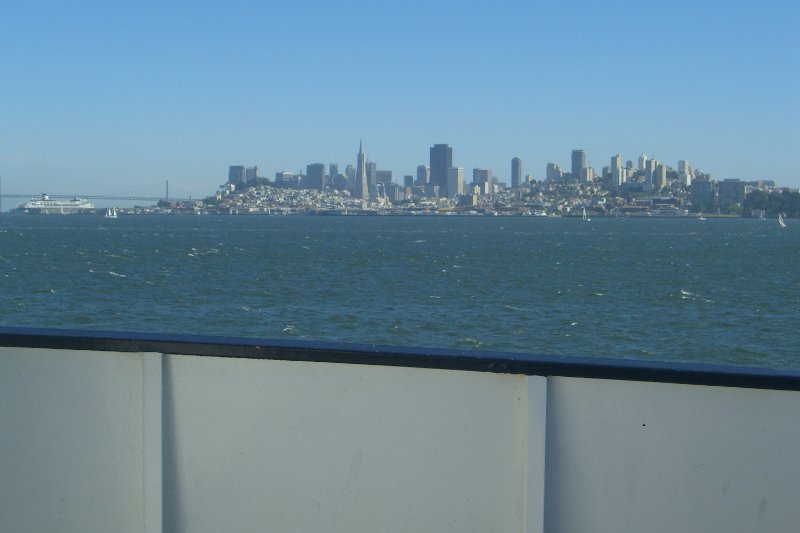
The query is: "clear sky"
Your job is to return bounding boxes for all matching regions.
[2,0,799,201]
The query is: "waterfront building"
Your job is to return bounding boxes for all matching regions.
[690,175,715,212]
[447,167,464,198]
[511,157,522,189]
[718,178,746,210]
[430,144,453,196]
[228,166,246,185]
[571,150,586,181]
[355,140,369,200]
[416,164,430,185]
[306,163,326,191]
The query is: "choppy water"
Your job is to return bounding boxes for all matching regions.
[1,214,798,368]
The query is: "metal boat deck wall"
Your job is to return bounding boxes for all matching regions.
[2,327,799,532]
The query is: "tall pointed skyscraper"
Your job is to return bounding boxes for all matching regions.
[356,140,369,200]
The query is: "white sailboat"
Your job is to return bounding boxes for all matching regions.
[778,212,786,228]
[104,207,118,219]
[582,207,591,222]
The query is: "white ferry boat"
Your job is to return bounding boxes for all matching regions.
[16,194,95,214]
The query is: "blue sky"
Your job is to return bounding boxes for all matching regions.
[2,0,798,201]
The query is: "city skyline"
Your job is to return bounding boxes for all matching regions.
[2,0,798,199]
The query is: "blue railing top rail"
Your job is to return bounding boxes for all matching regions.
[1,326,799,391]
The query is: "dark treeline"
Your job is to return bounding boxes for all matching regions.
[743,190,800,217]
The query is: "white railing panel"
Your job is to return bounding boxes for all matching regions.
[544,376,800,532]
[0,347,146,532]
[162,354,540,533]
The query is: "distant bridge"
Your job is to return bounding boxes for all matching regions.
[0,194,192,203]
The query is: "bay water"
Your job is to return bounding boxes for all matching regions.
[1,214,798,368]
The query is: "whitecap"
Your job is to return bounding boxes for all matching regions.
[108,271,126,278]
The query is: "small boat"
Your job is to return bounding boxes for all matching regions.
[582,207,591,222]
[778,212,786,228]
[104,208,118,219]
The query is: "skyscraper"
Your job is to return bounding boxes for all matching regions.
[473,168,492,196]
[228,165,246,185]
[245,166,258,184]
[366,162,377,189]
[610,154,621,173]
[355,140,369,200]
[416,164,430,185]
[329,163,339,178]
[638,154,648,172]
[571,150,586,181]
[306,163,325,191]
[430,144,452,196]
[511,157,522,189]
[447,167,464,198]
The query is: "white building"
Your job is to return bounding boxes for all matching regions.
[447,167,464,198]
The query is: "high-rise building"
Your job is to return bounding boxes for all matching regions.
[329,163,339,178]
[404,175,414,187]
[416,164,430,185]
[645,159,658,185]
[228,165,246,185]
[376,170,392,184]
[655,164,668,191]
[245,166,258,184]
[638,154,648,172]
[571,150,586,181]
[355,140,369,200]
[366,161,377,189]
[473,168,492,195]
[447,167,464,198]
[546,162,564,183]
[611,154,621,173]
[275,170,295,188]
[430,144,453,196]
[306,163,326,191]
[511,157,522,189]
